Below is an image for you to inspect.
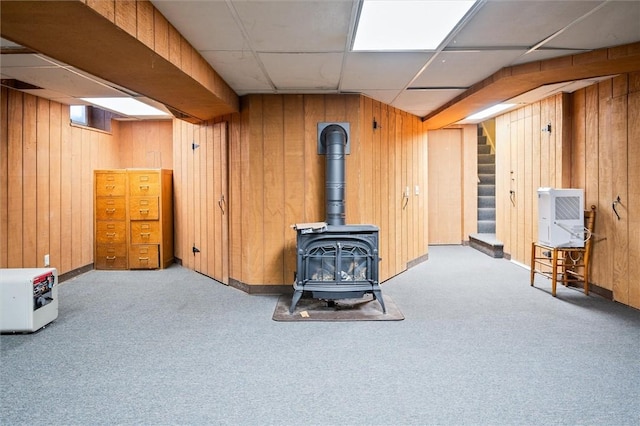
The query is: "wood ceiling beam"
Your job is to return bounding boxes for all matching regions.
[422,42,640,129]
[0,0,239,123]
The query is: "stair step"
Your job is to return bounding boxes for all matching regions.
[478,184,495,196]
[478,135,488,145]
[478,163,495,174]
[478,195,495,208]
[478,174,495,184]
[478,154,495,164]
[477,220,496,234]
[477,144,491,155]
[469,233,503,258]
[478,207,496,221]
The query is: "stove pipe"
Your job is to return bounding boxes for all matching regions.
[320,124,348,226]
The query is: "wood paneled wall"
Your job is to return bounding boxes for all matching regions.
[171,94,429,289]
[427,126,478,244]
[570,73,640,308]
[496,93,570,265]
[495,73,640,309]
[113,120,173,168]
[0,87,120,274]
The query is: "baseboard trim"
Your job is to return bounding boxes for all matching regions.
[228,278,293,295]
[407,253,429,269]
[59,263,94,283]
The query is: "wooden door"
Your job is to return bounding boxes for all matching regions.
[192,122,229,284]
[428,129,463,244]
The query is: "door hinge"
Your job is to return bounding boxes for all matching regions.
[192,142,200,150]
[192,245,200,255]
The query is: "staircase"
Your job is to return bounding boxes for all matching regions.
[469,124,503,258]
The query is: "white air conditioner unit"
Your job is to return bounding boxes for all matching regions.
[537,188,585,248]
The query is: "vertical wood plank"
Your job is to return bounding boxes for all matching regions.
[283,95,305,284]
[247,95,265,283]
[303,96,324,222]
[36,98,51,268]
[628,91,640,309]
[153,8,170,60]
[22,94,37,267]
[5,90,21,267]
[597,80,614,292]
[114,0,137,37]
[379,103,390,279]
[611,92,628,304]
[263,95,285,284]
[81,128,94,267]
[136,0,155,49]
[49,102,62,270]
[86,0,115,22]
[0,88,9,267]
[193,122,203,273]
[220,122,230,284]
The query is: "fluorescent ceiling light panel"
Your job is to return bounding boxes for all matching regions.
[80,97,169,117]
[466,103,516,120]
[353,0,476,51]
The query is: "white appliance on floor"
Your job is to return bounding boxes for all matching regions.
[0,268,58,333]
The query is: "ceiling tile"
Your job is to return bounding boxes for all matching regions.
[201,50,272,94]
[392,89,465,117]
[450,1,598,48]
[545,1,640,50]
[151,1,247,51]
[358,90,402,106]
[341,52,432,91]
[412,50,526,88]
[232,0,354,52]
[259,53,343,91]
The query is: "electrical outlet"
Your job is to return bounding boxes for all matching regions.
[44,254,50,267]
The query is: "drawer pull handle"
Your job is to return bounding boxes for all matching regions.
[106,256,116,261]
[106,232,116,237]
[140,232,151,238]
[138,257,149,261]
[106,208,116,213]
[139,209,149,215]
[105,185,116,190]
[139,185,149,190]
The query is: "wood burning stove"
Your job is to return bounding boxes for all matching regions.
[290,224,384,313]
[289,123,385,314]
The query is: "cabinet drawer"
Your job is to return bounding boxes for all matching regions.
[95,197,126,220]
[95,244,128,269]
[129,245,159,269]
[129,172,160,196]
[96,221,127,244]
[130,221,160,244]
[96,172,126,196]
[129,197,159,220]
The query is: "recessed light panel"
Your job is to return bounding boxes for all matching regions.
[80,97,169,117]
[353,0,476,51]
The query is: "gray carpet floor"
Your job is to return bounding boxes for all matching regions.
[2,245,639,425]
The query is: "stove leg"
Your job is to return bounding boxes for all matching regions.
[289,289,303,314]
[372,290,386,314]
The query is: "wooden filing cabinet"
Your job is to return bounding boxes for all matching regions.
[94,170,128,269]
[127,169,173,269]
[94,169,173,270]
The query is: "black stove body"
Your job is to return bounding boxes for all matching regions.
[289,123,385,314]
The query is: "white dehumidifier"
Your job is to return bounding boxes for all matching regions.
[0,268,58,333]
